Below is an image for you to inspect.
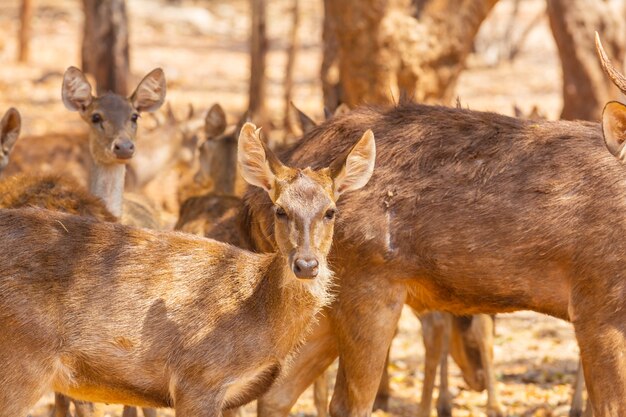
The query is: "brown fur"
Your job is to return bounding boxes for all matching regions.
[0,173,116,222]
[0,121,374,417]
[0,208,328,416]
[283,104,501,417]
[244,103,626,417]
[0,131,90,183]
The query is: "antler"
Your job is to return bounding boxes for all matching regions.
[595,32,626,95]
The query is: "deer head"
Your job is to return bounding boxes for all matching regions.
[238,122,376,279]
[596,33,626,161]
[62,67,166,164]
[0,108,21,174]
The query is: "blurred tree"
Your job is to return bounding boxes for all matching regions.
[82,0,130,96]
[283,0,300,134]
[18,0,34,63]
[547,0,625,121]
[249,0,267,122]
[321,0,342,112]
[322,0,499,109]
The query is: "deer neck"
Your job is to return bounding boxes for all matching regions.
[89,162,126,218]
[263,254,334,348]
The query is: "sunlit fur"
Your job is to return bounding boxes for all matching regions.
[0,121,373,416]
[245,102,626,417]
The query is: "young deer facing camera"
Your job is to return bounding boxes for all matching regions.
[0,122,375,417]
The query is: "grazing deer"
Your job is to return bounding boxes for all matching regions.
[0,108,21,174]
[242,35,626,417]
[0,121,375,417]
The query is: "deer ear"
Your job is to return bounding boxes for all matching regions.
[291,102,317,134]
[205,103,227,138]
[238,122,283,194]
[602,101,626,159]
[62,67,93,112]
[130,68,166,113]
[329,129,376,199]
[0,108,21,152]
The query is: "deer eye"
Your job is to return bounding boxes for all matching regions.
[130,113,139,123]
[275,206,288,220]
[324,209,336,220]
[91,113,102,124]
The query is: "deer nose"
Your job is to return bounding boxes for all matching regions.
[112,139,135,159]
[293,257,319,279]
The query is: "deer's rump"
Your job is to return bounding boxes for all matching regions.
[245,103,624,319]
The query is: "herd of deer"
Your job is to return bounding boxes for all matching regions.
[0,33,625,417]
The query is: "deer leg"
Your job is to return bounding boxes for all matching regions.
[53,393,72,417]
[574,312,626,417]
[416,312,450,417]
[372,350,391,411]
[472,315,504,417]
[314,372,330,417]
[141,408,157,417]
[258,312,338,417]
[329,279,405,417]
[436,338,452,417]
[0,356,50,417]
[74,400,104,417]
[570,359,585,417]
[174,380,226,417]
[122,406,138,417]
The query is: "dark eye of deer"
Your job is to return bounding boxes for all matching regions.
[275,207,287,219]
[324,209,336,220]
[131,113,139,123]
[91,114,102,124]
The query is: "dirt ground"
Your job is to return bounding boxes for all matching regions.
[0,0,587,416]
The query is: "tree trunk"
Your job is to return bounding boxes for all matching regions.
[320,0,343,112]
[82,0,130,96]
[18,0,34,63]
[547,0,626,121]
[283,0,300,133]
[248,0,267,121]
[323,0,499,107]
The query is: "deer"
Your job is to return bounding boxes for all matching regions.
[293,104,502,417]
[0,121,376,417]
[176,103,501,417]
[226,34,626,417]
[175,104,249,240]
[0,108,21,174]
[60,66,166,229]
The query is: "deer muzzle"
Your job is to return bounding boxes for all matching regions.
[112,138,135,160]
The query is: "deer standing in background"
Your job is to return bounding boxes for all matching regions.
[0,121,376,417]
[242,35,626,417]
[175,104,248,242]
[61,66,165,229]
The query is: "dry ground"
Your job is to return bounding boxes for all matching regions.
[0,0,588,416]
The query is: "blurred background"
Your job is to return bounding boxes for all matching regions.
[1,0,624,416]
